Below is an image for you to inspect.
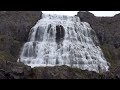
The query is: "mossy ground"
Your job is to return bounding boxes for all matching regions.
[0,51,14,61]
[100,44,119,71]
[0,35,5,42]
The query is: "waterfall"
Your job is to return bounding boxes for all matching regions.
[18,13,109,73]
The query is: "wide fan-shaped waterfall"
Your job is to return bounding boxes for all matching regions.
[18,13,109,73]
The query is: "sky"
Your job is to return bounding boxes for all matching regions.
[42,11,120,17]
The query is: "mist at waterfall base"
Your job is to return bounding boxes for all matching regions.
[18,14,109,73]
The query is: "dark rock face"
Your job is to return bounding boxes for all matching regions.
[0,62,120,79]
[0,63,99,79]
[0,11,42,62]
[0,60,32,79]
[77,11,120,68]
[77,11,120,47]
[30,65,100,79]
[56,25,65,44]
[31,65,120,79]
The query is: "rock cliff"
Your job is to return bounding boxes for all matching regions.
[0,11,42,62]
[77,11,120,70]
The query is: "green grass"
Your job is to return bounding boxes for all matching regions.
[100,44,118,70]
[0,51,13,61]
[0,35,6,42]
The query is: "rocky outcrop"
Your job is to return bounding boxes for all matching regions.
[0,60,32,79]
[77,11,120,47]
[0,62,120,79]
[77,11,120,69]
[31,65,99,79]
[0,11,42,62]
[0,61,105,79]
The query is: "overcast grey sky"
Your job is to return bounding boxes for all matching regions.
[42,11,120,17]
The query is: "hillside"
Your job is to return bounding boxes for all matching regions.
[77,11,120,70]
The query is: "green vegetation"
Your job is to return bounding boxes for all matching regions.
[0,51,13,61]
[118,47,120,55]
[0,35,5,42]
[31,67,44,79]
[100,44,118,70]
[71,68,88,79]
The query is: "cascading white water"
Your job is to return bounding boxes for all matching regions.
[18,13,109,73]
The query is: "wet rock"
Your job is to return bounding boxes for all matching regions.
[0,60,32,79]
[56,25,65,44]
